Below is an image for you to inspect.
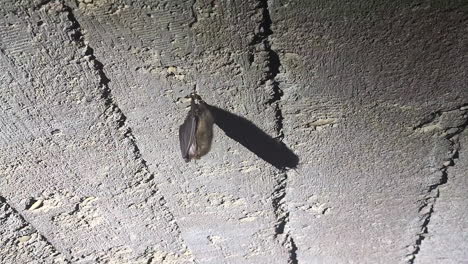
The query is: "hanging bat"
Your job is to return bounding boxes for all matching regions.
[179,93,214,162]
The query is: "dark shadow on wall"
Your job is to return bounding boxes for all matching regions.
[208,105,299,170]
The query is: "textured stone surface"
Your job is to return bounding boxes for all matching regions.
[0,0,467,263]
[415,129,468,263]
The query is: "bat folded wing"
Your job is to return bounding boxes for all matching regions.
[179,113,197,162]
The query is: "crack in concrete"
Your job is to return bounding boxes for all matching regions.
[33,0,53,10]
[188,0,198,28]
[413,104,468,130]
[0,195,70,262]
[252,0,283,139]
[251,0,297,262]
[407,104,468,264]
[271,172,299,264]
[61,3,195,261]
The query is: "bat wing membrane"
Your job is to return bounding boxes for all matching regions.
[179,113,197,161]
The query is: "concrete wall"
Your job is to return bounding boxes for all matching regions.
[0,0,467,263]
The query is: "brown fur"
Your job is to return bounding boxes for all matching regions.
[194,102,214,159]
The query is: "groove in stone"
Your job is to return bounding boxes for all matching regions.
[251,0,298,262]
[61,3,192,259]
[406,105,468,264]
[0,195,69,262]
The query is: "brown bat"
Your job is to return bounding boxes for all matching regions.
[179,93,214,162]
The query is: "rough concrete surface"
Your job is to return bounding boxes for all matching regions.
[0,0,467,263]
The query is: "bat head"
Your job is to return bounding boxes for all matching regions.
[190,93,203,104]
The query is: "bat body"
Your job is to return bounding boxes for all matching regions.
[179,93,214,162]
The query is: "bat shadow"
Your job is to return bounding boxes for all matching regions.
[208,105,299,170]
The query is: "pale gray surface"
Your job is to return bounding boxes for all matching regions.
[0,0,467,264]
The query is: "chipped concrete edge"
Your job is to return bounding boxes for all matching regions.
[58,1,197,261]
[0,195,70,263]
[250,0,298,262]
[406,103,468,263]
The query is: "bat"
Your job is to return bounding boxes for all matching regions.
[179,93,214,162]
